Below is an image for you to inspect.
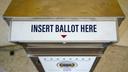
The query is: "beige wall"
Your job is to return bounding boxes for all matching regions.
[116,0,128,46]
[0,0,15,46]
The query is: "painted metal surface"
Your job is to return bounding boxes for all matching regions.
[10,20,117,42]
[39,56,96,72]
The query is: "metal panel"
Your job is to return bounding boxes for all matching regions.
[30,56,100,72]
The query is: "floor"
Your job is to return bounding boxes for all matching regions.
[0,0,128,72]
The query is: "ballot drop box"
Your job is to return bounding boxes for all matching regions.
[3,0,124,72]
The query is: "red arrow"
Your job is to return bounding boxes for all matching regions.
[61,35,67,38]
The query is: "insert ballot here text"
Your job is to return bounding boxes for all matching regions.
[31,24,97,32]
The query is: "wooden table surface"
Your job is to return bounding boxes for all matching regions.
[4,0,124,17]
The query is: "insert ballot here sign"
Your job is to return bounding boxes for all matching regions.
[10,21,117,42]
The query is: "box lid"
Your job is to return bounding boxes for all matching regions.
[4,0,124,17]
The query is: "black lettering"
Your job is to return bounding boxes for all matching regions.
[60,25,63,32]
[31,25,38,32]
[71,25,75,32]
[42,25,45,32]
[81,25,85,32]
[55,25,59,32]
[46,25,50,32]
[75,25,79,32]
[85,25,89,32]
[67,25,70,32]
[37,25,42,32]
[31,25,34,32]
[50,25,54,32]
[94,25,97,32]
[89,25,93,32]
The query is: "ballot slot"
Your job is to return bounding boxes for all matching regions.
[24,43,107,56]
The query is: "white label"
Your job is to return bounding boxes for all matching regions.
[10,21,117,42]
[38,56,96,72]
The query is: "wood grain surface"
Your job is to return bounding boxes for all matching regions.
[4,0,124,17]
